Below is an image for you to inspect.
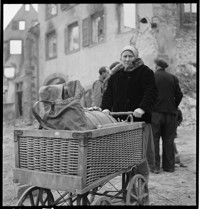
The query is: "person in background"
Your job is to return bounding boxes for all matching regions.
[175,107,183,138]
[101,45,158,184]
[151,57,183,174]
[174,108,187,167]
[91,66,110,107]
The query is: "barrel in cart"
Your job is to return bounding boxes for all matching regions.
[13,112,149,205]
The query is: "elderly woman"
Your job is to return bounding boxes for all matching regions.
[101,45,158,184]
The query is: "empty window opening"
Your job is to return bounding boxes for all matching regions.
[92,12,104,43]
[25,4,30,11]
[68,23,80,52]
[183,3,196,25]
[123,4,136,29]
[10,40,22,54]
[19,21,25,30]
[184,3,196,13]
[4,67,15,79]
[46,31,57,59]
[118,4,136,33]
[47,4,57,17]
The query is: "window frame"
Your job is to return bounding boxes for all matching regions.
[82,9,105,48]
[46,4,58,20]
[91,10,105,44]
[16,82,23,92]
[46,30,57,60]
[180,3,196,28]
[82,17,92,47]
[65,21,80,54]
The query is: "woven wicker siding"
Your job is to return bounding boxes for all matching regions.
[17,124,144,188]
[19,137,79,175]
[86,128,143,186]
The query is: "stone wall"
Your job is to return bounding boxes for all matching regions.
[3,103,15,121]
[152,4,179,31]
[175,29,196,67]
[151,4,196,68]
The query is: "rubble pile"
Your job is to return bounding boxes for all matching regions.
[179,95,196,129]
[175,64,196,97]
[175,29,196,66]
[175,64,196,129]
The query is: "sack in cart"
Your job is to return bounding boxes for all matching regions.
[32,80,117,130]
[32,80,89,131]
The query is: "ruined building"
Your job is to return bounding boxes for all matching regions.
[3,4,196,121]
[37,4,196,90]
[3,4,38,121]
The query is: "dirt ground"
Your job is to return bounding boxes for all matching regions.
[3,120,197,206]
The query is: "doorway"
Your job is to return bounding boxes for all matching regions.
[15,82,23,118]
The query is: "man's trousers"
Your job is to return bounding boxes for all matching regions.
[151,112,177,171]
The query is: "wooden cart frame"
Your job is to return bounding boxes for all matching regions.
[13,122,149,205]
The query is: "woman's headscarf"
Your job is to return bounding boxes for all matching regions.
[121,45,139,58]
[120,45,143,72]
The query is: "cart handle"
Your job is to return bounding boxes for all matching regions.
[110,111,134,116]
[110,112,134,122]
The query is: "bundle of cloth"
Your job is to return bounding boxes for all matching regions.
[39,80,85,102]
[34,80,87,130]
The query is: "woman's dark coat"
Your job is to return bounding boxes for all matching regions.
[101,64,158,123]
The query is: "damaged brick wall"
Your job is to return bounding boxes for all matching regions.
[132,4,196,73]
[152,4,179,30]
[152,4,196,70]
[176,29,196,67]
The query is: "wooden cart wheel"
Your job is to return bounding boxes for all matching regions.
[17,186,54,206]
[92,197,112,205]
[122,172,130,202]
[126,174,149,205]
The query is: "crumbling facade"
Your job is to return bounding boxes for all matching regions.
[4,4,196,119]
[37,3,196,93]
[3,4,38,121]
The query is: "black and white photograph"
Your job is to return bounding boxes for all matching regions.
[3,3,197,206]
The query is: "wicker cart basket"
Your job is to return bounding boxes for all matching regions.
[13,122,145,194]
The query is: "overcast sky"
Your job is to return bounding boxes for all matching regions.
[3,4,38,30]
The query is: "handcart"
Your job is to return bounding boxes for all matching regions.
[13,112,149,206]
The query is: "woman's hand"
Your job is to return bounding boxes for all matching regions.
[133,108,145,118]
[102,109,110,116]
[87,106,102,111]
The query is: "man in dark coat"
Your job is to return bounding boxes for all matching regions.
[151,57,183,173]
[101,45,158,184]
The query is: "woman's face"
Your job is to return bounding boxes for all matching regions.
[121,50,136,68]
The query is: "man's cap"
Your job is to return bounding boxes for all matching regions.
[99,66,108,75]
[154,57,169,68]
[109,61,120,70]
[121,45,139,58]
